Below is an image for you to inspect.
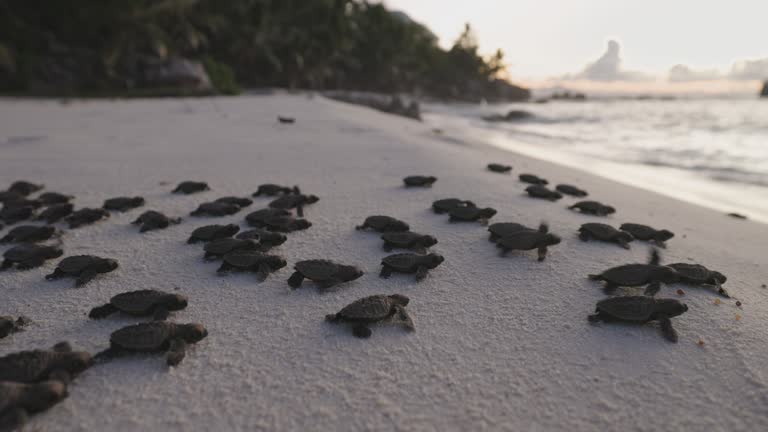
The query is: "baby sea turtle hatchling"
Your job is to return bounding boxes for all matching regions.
[95,322,208,367]
[268,192,319,218]
[356,216,409,232]
[38,192,73,206]
[252,184,295,197]
[235,228,287,249]
[8,181,43,196]
[103,196,145,212]
[569,200,615,216]
[496,223,561,261]
[3,198,43,210]
[214,196,253,208]
[172,181,209,194]
[381,232,437,254]
[203,238,260,260]
[380,253,444,281]
[250,213,311,232]
[0,342,93,383]
[525,185,563,201]
[403,176,437,187]
[288,260,364,290]
[487,222,530,242]
[667,263,729,298]
[0,316,30,339]
[588,249,679,296]
[65,208,109,228]
[90,290,188,320]
[1,244,63,271]
[448,206,497,225]
[620,223,674,248]
[278,116,295,124]
[0,380,68,431]
[188,224,240,244]
[432,198,475,214]
[217,250,287,281]
[487,163,512,173]
[245,208,291,224]
[132,210,181,232]
[588,296,688,342]
[45,255,118,287]
[556,184,588,197]
[326,294,414,338]
[190,201,240,217]
[519,174,548,185]
[0,225,57,243]
[579,223,634,249]
[0,206,34,225]
[36,203,73,224]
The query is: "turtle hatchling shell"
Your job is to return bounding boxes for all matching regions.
[4,244,41,261]
[58,256,96,274]
[581,223,620,239]
[381,232,420,245]
[204,238,256,255]
[382,254,418,270]
[0,350,55,382]
[599,265,655,285]
[295,260,338,280]
[223,250,265,268]
[337,295,393,321]
[110,322,172,350]
[111,290,168,314]
[667,263,712,283]
[596,296,657,321]
[489,223,529,237]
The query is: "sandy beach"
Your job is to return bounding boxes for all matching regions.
[1,94,767,431]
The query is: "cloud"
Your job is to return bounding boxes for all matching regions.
[668,64,721,82]
[729,58,768,80]
[570,40,649,81]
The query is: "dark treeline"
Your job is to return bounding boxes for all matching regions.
[0,0,529,101]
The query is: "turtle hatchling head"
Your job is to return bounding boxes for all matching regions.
[58,351,94,377]
[711,271,727,284]
[543,233,561,246]
[267,255,288,270]
[46,247,64,259]
[425,254,445,268]
[339,265,364,282]
[292,219,312,230]
[603,205,616,214]
[479,208,497,219]
[179,323,208,343]
[26,381,68,412]
[97,258,119,273]
[304,195,320,204]
[419,235,438,248]
[656,229,675,241]
[655,299,688,318]
[388,294,410,307]
[130,197,146,207]
[164,294,189,312]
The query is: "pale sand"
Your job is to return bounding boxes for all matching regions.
[1,95,766,431]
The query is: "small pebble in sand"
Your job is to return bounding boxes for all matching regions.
[676,289,685,296]
[762,284,766,289]
[735,301,742,308]
[735,314,742,321]
[714,298,721,305]
[697,339,705,347]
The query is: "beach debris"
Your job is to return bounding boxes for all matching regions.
[95,322,208,367]
[488,222,530,243]
[65,207,109,228]
[326,294,414,338]
[214,196,253,208]
[217,250,287,281]
[403,175,437,187]
[697,338,705,347]
[380,253,444,281]
[381,231,437,254]
[37,192,73,206]
[525,185,563,201]
[35,203,73,224]
[569,200,616,216]
[245,208,311,232]
[46,255,118,287]
[252,184,295,197]
[496,222,560,261]
[676,289,685,296]
[736,301,742,307]
[288,260,363,290]
[448,206,497,225]
[714,298,721,305]
[172,181,209,194]
[268,190,319,217]
[518,173,548,185]
[588,249,679,296]
[89,290,188,321]
[132,210,181,232]
[487,163,512,173]
[203,238,260,261]
[191,201,241,217]
[1,244,63,271]
[0,316,30,339]
[356,215,409,232]
[432,198,475,214]
[555,184,588,197]
[735,314,742,321]
[188,224,240,244]
[727,212,747,219]
[588,296,688,343]
[0,380,68,430]
[7,181,43,196]
[277,116,295,124]
[620,223,674,248]
[0,225,57,243]
[235,228,287,249]
[0,342,93,383]
[667,263,729,298]
[102,196,145,212]
[578,223,634,249]
[0,205,34,225]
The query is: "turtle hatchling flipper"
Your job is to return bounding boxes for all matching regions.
[45,268,65,280]
[618,239,630,250]
[255,263,270,282]
[587,313,603,323]
[296,205,304,218]
[75,269,98,287]
[415,266,428,281]
[644,281,661,296]
[0,408,29,432]
[89,303,119,319]
[352,325,372,338]
[287,272,304,288]
[659,317,678,343]
[479,218,489,226]
[153,307,170,321]
[649,249,660,266]
[0,260,12,271]
[537,246,547,262]
[394,305,415,331]
[379,266,392,279]
[167,338,188,366]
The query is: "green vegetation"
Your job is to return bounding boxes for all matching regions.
[0,0,529,101]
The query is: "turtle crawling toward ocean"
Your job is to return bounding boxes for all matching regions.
[496,222,560,261]
[203,238,260,260]
[356,216,409,232]
[588,296,688,342]
[215,196,253,208]
[245,208,312,232]
[569,201,615,216]
[269,191,319,217]
[0,206,34,225]
[0,380,68,431]
[519,174,548,185]
[0,225,57,243]
[620,223,674,248]
[579,223,634,249]
[0,316,30,339]
[187,224,240,244]
[0,342,93,383]
[381,232,437,254]
[132,210,181,232]
[190,201,241,217]
[252,184,295,197]
[380,253,444,281]
[588,249,679,296]
[487,163,512,174]
[90,290,188,320]
[235,228,287,249]
[1,244,63,271]
[217,250,287,281]
[403,175,437,187]
[288,260,364,290]
[556,184,588,197]
[95,321,208,366]
[668,263,729,298]
[65,208,109,228]
[172,181,209,194]
[448,206,497,225]
[103,196,145,212]
[46,255,118,287]
[36,203,73,224]
[487,222,530,242]
[38,192,73,206]
[326,294,414,338]
[525,185,563,201]
[432,198,475,214]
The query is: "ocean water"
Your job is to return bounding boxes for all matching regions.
[423,98,768,223]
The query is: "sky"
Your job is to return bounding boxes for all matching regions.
[383,0,768,93]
